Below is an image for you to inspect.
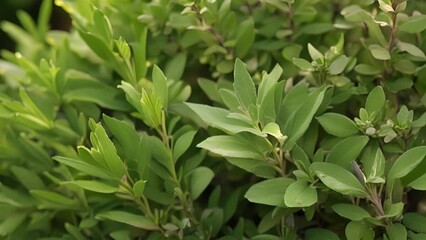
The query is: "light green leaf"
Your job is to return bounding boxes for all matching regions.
[284,180,317,207]
[62,180,118,193]
[186,103,263,136]
[258,64,283,104]
[368,44,390,60]
[310,162,367,197]
[308,43,324,60]
[317,113,359,137]
[197,135,264,159]
[329,55,349,75]
[245,178,294,206]
[189,167,214,200]
[152,65,168,109]
[354,64,381,75]
[233,59,257,113]
[332,204,370,221]
[388,146,426,180]
[133,180,146,198]
[397,41,426,59]
[399,15,426,33]
[293,58,313,71]
[96,211,159,230]
[89,120,126,178]
[326,135,369,169]
[262,122,286,143]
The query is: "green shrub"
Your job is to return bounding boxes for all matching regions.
[0,0,426,239]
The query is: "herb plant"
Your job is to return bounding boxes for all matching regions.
[0,0,425,239]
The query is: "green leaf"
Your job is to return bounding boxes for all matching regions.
[262,122,286,144]
[226,157,276,178]
[233,59,257,113]
[245,178,294,206]
[79,31,115,62]
[189,167,214,200]
[388,146,426,180]
[198,78,221,103]
[326,135,369,169]
[165,52,186,80]
[305,228,340,240]
[258,64,283,104]
[332,204,370,221]
[197,135,265,159]
[365,86,385,116]
[89,120,126,178]
[284,180,317,207]
[30,190,75,206]
[152,65,168,109]
[310,162,367,197]
[399,15,426,33]
[317,113,359,137]
[96,211,159,230]
[368,44,390,60]
[354,64,381,75]
[53,156,111,179]
[329,55,349,75]
[186,103,263,136]
[133,180,147,198]
[361,143,385,183]
[345,221,375,240]
[407,173,426,190]
[387,223,407,240]
[235,19,255,57]
[284,87,326,149]
[11,166,45,190]
[173,130,196,161]
[37,0,52,36]
[0,213,26,237]
[62,180,118,193]
[308,43,324,60]
[293,58,313,71]
[397,41,426,59]
[402,212,426,233]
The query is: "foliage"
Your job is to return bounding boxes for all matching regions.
[0,0,426,239]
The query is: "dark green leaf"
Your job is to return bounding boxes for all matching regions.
[326,135,369,169]
[388,146,426,180]
[317,113,359,137]
[310,162,367,196]
[332,204,370,221]
[96,211,159,230]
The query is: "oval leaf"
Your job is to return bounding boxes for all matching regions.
[317,113,359,137]
[310,162,367,197]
